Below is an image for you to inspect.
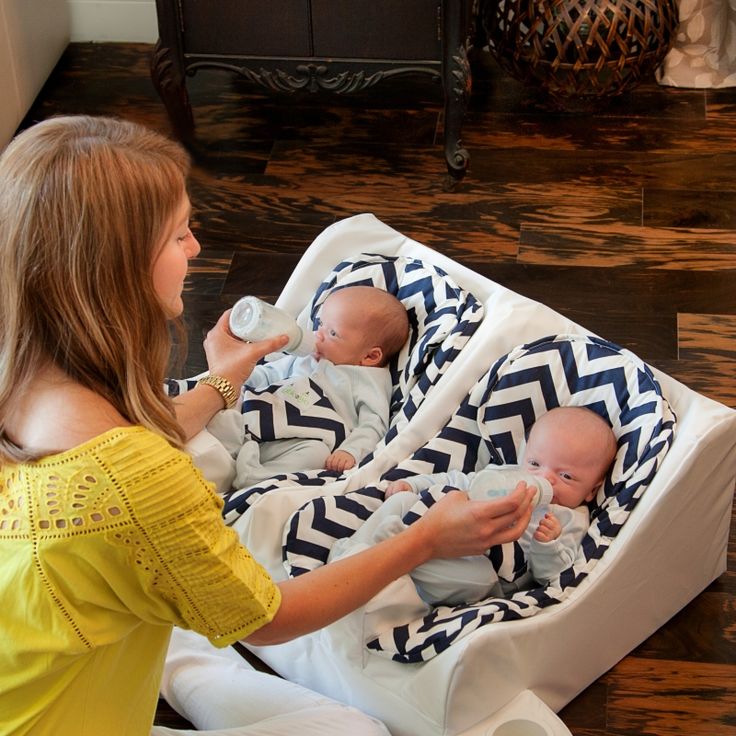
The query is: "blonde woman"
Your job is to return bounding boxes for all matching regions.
[0,115,534,736]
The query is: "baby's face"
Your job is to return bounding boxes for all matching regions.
[312,291,372,366]
[522,420,608,508]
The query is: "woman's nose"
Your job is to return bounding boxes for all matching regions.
[187,232,201,258]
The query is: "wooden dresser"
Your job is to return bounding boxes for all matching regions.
[151,0,475,182]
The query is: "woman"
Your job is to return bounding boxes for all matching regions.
[0,116,533,736]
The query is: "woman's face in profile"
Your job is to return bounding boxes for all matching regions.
[151,193,200,318]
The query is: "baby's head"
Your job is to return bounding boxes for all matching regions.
[313,285,409,367]
[522,407,617,508]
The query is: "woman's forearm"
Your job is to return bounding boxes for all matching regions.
[247,522,432,645]
[246,487,533,646]
[172,383,232,440]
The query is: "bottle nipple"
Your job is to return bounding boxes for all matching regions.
[530,477,553,507]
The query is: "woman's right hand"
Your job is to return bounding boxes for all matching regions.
[415,482,535,560]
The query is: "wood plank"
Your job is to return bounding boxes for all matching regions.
[185,72,443,149]
[519,223,736,271]
[658,312,736,409]
[184,250,233,296]
[224,252,304,298]
[644,189,736,229]
[466,262,679,362]
[558,679,609,733]
[604,659,736,735]
[630,590,736,663]
[469,148,736,190]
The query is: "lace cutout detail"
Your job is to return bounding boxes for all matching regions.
[0,466,129,539]
[109,527,162,577]
[36,470,127,533]
[0,470,25,533]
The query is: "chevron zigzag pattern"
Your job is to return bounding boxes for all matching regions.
[241,380,348,448]
[220,252,484,519]
[283,487,384,575]
[282,334,676,663]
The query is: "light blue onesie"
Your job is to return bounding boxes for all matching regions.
[193,354,392,491]
[331,466,589,606]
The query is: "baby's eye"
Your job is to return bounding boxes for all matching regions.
[527,459,539,468]
[560,472,573,481]
[329,328,338,338]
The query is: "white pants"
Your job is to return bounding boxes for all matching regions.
[187,425,331,493]
[153,627,390,736]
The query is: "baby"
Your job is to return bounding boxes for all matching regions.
[190,285,410,491]
[338,406,617,605]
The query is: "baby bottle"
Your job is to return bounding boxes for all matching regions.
[229,296,316,357]
[469,468,553,507]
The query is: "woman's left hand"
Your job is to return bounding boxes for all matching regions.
[173,310,289,440]
[203,310,288,388]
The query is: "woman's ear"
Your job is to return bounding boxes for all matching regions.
[361,346,384,367]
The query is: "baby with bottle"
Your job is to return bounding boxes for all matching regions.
[188,285,410,491]
[331,406,618,604]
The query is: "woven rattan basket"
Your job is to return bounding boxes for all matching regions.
[483,0,679,110]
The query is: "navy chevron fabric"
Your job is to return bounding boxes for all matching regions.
[218,252,484,522]
[241,379,348,448]
[282,334,676,663]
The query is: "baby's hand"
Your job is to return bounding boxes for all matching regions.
[384,480,413,498]
[325,450,356,472]
[533,512,562,543]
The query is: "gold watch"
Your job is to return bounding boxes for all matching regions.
[197,374,238,409]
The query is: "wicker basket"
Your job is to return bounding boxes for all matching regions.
[483,0,679,110]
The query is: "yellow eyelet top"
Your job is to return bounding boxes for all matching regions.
[0,426,280,736]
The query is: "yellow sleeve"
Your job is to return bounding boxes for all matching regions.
[106,431,281,646]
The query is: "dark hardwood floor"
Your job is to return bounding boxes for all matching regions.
[18,42,736,735]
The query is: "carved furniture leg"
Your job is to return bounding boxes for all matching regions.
[151,39,194,142]
[442,0,471,183]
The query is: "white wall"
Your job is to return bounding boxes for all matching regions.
[0,0,70,146]
[1,0,158,147]
[68,0,158,42]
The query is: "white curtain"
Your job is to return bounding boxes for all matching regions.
[657,0,736,87]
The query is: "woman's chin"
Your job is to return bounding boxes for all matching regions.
[164,296,185,319]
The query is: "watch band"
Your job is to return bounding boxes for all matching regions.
[197,374,239,409]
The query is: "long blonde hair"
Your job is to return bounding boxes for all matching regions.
[0,115,190,462]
